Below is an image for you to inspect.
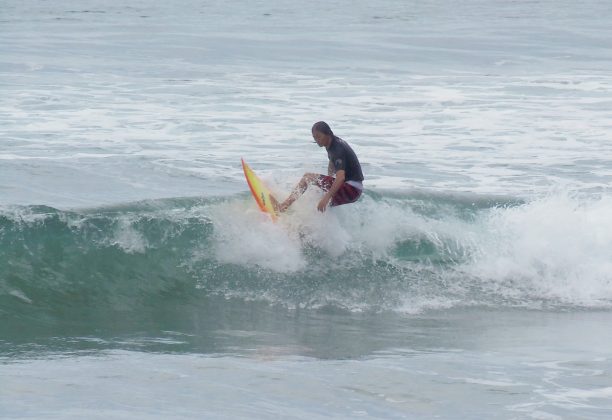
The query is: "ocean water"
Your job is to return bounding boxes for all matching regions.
[2,0,612,418]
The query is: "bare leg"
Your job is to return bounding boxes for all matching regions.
[269,194,281,213]
[279,173,319,212]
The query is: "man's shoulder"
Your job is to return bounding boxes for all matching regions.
[331,137,350,153]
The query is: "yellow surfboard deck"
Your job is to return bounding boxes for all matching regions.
[241,159,279,221]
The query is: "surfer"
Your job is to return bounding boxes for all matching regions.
[278,121,364,212]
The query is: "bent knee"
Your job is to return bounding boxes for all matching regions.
[302,173,318,182]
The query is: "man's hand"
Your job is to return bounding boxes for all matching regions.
[317,170,344,212]
[317,194,331,212]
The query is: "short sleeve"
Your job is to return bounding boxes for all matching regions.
[333,156,345,171]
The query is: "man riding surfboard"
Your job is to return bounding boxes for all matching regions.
[278,121,364,213]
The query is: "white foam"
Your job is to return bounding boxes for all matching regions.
[398,296,460,315]
[7,289,33,304]
[552,386,612,401]
[455,377,526,387]
[210,199,306,273]
[108,217,148,254]
[463,193,612,306]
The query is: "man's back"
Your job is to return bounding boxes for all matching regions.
[327,137,364,183]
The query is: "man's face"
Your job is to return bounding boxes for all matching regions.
[312,130,328,147]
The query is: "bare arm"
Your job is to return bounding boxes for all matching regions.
[318,170,345,212]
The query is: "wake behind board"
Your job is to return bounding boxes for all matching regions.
[241,159,279,221]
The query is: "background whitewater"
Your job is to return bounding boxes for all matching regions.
[3,0,612,207]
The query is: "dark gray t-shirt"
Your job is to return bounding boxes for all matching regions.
[327,137,364,183]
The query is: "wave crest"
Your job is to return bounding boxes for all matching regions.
[1,191,611,323]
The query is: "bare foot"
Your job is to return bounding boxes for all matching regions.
[270,195,290,213]
[278,199,291,213]
[279,202,289,213]
[270,195,281,213]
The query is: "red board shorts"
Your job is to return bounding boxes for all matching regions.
[314,175,362,207]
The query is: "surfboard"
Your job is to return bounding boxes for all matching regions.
[241,158,279,221]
